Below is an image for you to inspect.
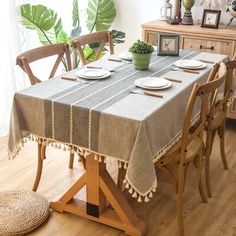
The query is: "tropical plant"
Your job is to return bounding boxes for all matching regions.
[18,0,125,70]
[129,40,154,54]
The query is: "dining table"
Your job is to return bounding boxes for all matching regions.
[8,50,228,235]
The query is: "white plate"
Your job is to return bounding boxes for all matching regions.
[134,77,172,90]
[174,60,206,69]
[75,69,111,79]
[119,52,132,61]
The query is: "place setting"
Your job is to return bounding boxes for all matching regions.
[130,76,178,98]
[171,59,207,74]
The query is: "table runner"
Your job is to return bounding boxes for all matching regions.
[8,51,228,202]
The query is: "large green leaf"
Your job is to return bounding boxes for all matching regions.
[19,4,62,45]
[111,30,125,44]
[86,0,116,32]
[72,0,80,27]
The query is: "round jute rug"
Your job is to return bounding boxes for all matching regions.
[0,189,50,235]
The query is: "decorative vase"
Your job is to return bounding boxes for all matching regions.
[131,53,152,70]
[182,0,195,25]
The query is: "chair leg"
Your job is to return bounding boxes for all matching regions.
[32,143,44,191]
[205,130,213,198]
[219,123,229,170]
[69,151,74,169]
[196,153,208,203]
[176,163,186,236]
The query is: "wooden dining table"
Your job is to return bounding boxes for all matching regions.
[8,50,228,235]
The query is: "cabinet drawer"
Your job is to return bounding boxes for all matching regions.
[145,31,158,46]
[182,36,235,57]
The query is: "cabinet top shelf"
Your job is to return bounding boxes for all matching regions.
[142,20,236,40]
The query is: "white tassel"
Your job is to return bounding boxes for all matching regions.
[123,178,127,184]
[125,182,129,189]
[98,156,102,162]
[132,192,138,198]
[128,188,133,194]
[144,196,150,202]
[153,187,157,193]
[138,196,142,202]
[94,154,98,161]
[149,192,153,198]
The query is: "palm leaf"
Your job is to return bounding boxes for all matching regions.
[72,0,80,27]
[86,0,116,32]
[111,30,125,44]
[19,4,62,45]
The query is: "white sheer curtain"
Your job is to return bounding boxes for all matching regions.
[0,0,25,136]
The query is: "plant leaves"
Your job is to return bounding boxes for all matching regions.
[86,0,116,32]
[70,25,82,40]
[72,0,80,27]
[56,30,71,45]
[19,4,62,45]
[20,4,56,32]
[111,30,125,44]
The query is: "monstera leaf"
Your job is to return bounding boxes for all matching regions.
[86,0,116,32]
[19,4,62,45]
[111,30,125,44]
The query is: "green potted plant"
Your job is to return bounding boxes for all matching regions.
[129,40,154,70]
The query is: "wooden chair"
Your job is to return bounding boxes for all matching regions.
[205,60,236,197]
[16,43,72,85]
[155,62,227,236]
[16,43,74,191]
[72,31,114,65]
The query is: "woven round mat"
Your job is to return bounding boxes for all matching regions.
[0,189,50,236]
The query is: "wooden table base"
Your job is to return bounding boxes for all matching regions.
[50,154,146,236]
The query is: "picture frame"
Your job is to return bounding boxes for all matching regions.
[157,33,180,56]
[201,9,221,29]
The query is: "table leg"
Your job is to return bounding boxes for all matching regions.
[50,153,146,235]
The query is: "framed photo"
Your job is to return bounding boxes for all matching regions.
[201,9,221,29]
[157,33,179,56]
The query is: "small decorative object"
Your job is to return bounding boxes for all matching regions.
[182,0,195,25]
[157,33,180,56]
[201,9,221,28]
[227,0,236,25]
[160,0,172,21]
[129,40,154,70]
[171,0,182,24]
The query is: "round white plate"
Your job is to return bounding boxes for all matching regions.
[75,69,111,79]
[174,60,206,69]
[119,52,132,61]
[134,77,172,90]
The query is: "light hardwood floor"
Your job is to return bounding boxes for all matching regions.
[1,120,236,236]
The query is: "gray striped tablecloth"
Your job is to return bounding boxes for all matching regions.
[8,51,228,202]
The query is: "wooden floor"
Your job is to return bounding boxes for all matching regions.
[1,120,236,236]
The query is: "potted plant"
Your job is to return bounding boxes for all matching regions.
[129,40,154,70]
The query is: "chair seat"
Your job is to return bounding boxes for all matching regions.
[157,136,203,167]
[0,189,50,236]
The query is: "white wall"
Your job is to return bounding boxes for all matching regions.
[112,0,235,50]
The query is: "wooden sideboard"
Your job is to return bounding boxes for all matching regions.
[142,20,236,119]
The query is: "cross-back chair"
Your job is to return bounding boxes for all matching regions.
[205,59,236,197]
[16,43,72,85]
[155,62,227,236]
[16,43,74,191]
[72,31,114,65]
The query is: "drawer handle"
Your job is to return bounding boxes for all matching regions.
[200,45,214,50]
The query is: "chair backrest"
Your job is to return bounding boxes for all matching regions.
[207,60,236,129]
[180,62,227,161]
[16,43,72,85]
[72,31,114,65]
